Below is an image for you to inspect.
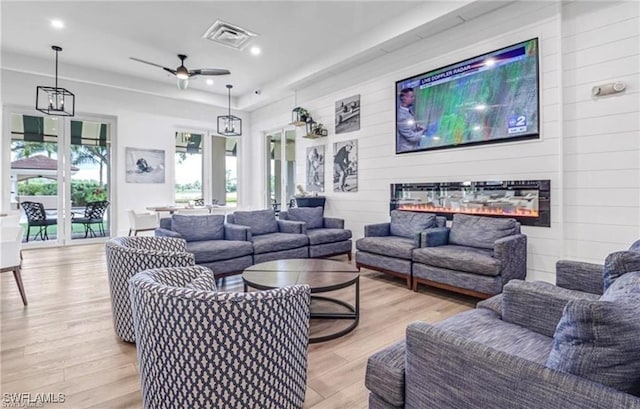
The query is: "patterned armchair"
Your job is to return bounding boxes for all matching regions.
[280,206,352,260]
[105,236,195,342]
[227,209,309,263]
[129,265,311,409]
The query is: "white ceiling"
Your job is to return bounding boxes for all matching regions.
[1,1,512,111]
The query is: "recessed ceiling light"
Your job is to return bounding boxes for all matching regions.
[51,19,65,29]
[250,46,261,56]
[206,79,214,86]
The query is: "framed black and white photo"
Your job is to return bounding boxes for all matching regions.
[306,145,325,193]
[125,147,165,183]
[335,94,360,134]
[333,140,357,192]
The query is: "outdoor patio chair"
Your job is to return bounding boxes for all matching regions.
[72,200,110,238]
[20,201,57,242]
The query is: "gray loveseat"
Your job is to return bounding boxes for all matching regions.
[412,213,527,298]
[279,206,352,260]
[227,209,309,263]
[156,214,254,277]
[365,244,640,409]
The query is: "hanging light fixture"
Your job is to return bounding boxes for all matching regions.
[36,45,75,116]
[217,84,242,136]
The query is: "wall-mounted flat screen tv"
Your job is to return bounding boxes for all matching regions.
[396,38,539,154]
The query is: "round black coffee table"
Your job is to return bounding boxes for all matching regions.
[243,259,360,343]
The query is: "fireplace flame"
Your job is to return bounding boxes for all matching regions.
[397,203,539,217]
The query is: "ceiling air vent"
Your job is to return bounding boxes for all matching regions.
[202,20,259,50]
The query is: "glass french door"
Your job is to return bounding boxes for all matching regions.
[266,128,296,212]
[5,108,113,246]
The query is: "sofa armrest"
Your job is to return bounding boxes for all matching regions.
[420,227,450,248]
[278,219,306,234]
[224,223,251,241]
[323,217,344,229]
[556,260,604,295]
[365,223,390,237]
[501,280,600,337]
[494,234,527,283]
[154,228,183,239]
[405,322,638,409]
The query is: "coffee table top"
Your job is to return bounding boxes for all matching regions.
[243,258,359,293]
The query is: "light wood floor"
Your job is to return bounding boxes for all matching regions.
[1,244,475,408]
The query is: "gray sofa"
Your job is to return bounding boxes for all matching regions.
[412,213,527,298]
[365,245,640,409]
[356,211,446,289]
[226,209,309,263]
[280,206,352,260]
[156,214,254,277]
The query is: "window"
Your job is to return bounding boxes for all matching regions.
[174,132,203,205]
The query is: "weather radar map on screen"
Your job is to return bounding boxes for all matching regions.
[396,38,539,154]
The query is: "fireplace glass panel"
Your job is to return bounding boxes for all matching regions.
[390,180,550,227]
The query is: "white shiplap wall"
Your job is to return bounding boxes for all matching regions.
[562,1,640,262]
[250,1,640,283]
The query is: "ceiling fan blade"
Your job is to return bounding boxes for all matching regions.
[130,57,172,70]
[190,68,231,76]
[163,67,177,76]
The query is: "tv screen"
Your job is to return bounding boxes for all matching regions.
[396,38,539,154]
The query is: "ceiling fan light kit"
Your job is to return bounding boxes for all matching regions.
[217,84,242,137]
[36,45,75,117]
[130,54,230,91]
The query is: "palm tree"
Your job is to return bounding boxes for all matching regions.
[11,141,57,159]
[71,145,109,185]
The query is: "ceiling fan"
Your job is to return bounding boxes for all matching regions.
[130,54,230,90]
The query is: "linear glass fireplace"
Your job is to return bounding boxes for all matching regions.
[390,180,550,227]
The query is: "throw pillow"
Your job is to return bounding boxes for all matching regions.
[449,214,519,249]
[171,214,224,242]
[233,209,279,236]
[546,281,640,393]
[184,272,217,291]
[603,250,640,291]
[389,211,436,239]
[288,207,324,229]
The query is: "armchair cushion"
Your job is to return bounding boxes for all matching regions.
[186,240,254,263]
[603,250,640,291]
[546,272,640,393]
[389,210,436,239]
[233,209,278,235]
[412,245,499,276]
[449,214,519,250]
[307,228,352,245]
[251,232,308,254]
[356,236,415,260]
[435,308,553,365]
[171,214,224,242]
[287,207,324,229]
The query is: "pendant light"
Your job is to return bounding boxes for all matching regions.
[36,46,75,116]
[217,84,242,136]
